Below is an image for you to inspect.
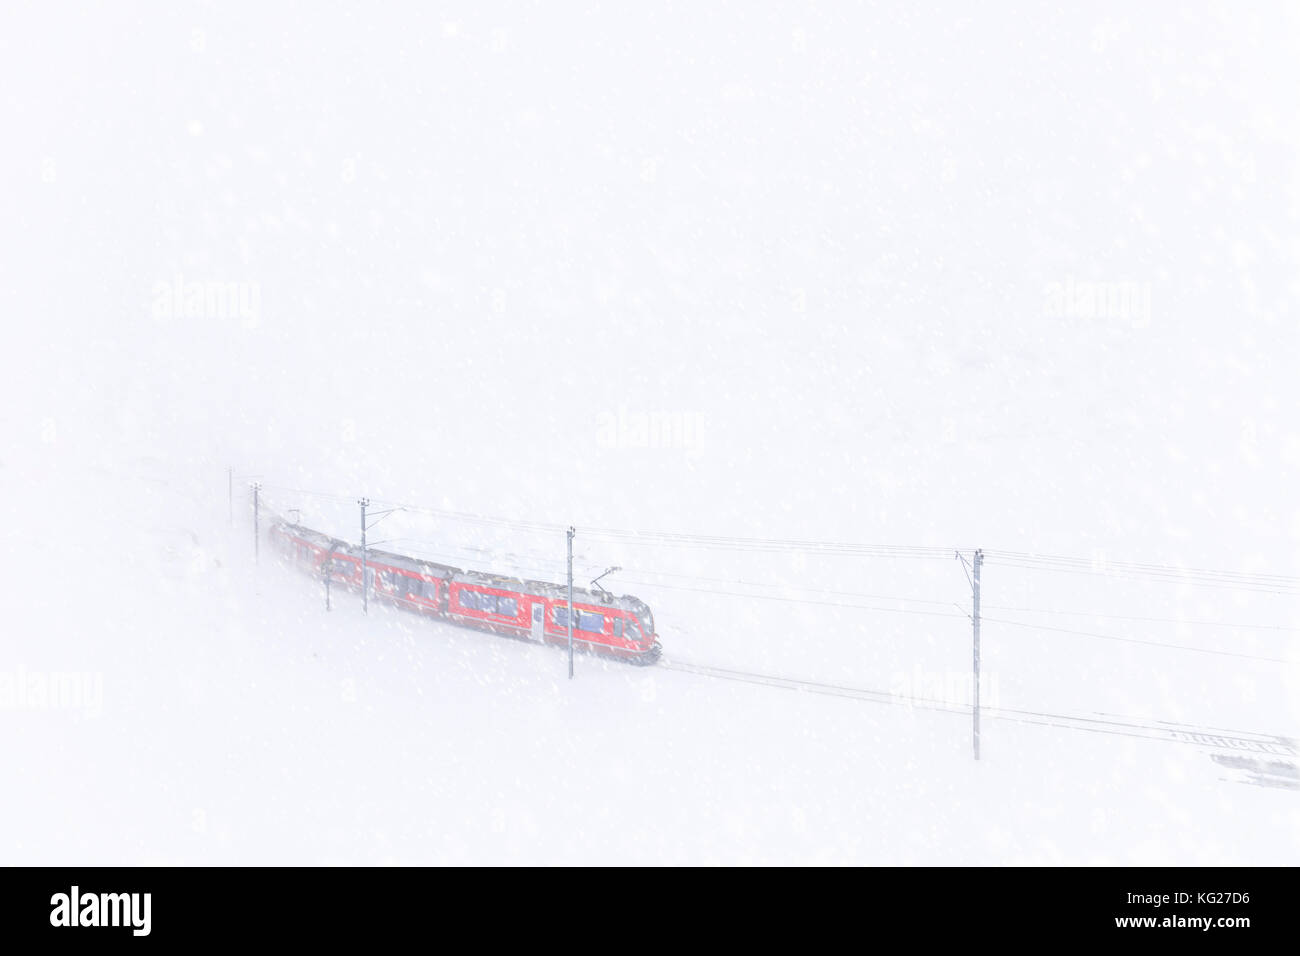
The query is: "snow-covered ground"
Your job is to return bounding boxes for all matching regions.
[2,2,1298,863]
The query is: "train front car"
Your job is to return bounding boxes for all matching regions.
[545,585,662,664]
[554,589,661,664]
[610,594,662,664]
[445,572,662,664]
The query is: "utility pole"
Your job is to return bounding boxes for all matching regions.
[231,470,262,530]
[360,498,369,614]
[252,482,261,564]
[567,526,575,679]
[323,555,332,612]
[357,501,400,614]
[956,549,984,761]
[973,549,983,761]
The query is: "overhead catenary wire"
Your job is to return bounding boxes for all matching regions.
[986,548,1298,583]
[262,484,960,559]
[258,478,1300,653]
[285,531,1294,667]
[983,550,1299,594]
[979,603,1300,633]
[978,616,1290,664]
[261,481,1300,591]
[359,538,970,621]
[339,528,1300,646]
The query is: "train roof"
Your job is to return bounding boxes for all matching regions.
[362,548,461,578]
[273,522,460,576]
[272,521,343,549]
[272,519,652,620]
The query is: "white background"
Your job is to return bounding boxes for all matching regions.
[1,2,1297,863]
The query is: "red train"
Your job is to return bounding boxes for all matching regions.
[269,519,663,664]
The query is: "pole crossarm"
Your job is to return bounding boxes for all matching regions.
[955,550,974,592]
[364,507,403,531]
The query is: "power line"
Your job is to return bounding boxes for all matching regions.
[260,500,1299,661]
[260,508,1297,665]
[981,616,1290,664]
[367,539,967,622]
[380,536,1300,642]
[266,481,1299,589]
[981,603,1300,633]
[988,561,1294,595]
[258,481,1300,598]
[300,532,1295,665]
[985,550,1299,593]
[263,484,960,559]
[988,549,1298,583]
[599,566,1300,635]
[617,576,973,621]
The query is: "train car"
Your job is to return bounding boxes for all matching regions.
[447,570,661,664]
[270,521,337,576]
[360,547,459,617]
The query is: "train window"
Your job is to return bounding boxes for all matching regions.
[553,606,603,630]
[462,589,504,612]
[613,618,623,638]
[496,596,518,617]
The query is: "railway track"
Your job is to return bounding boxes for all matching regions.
[659,659,1298,758]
